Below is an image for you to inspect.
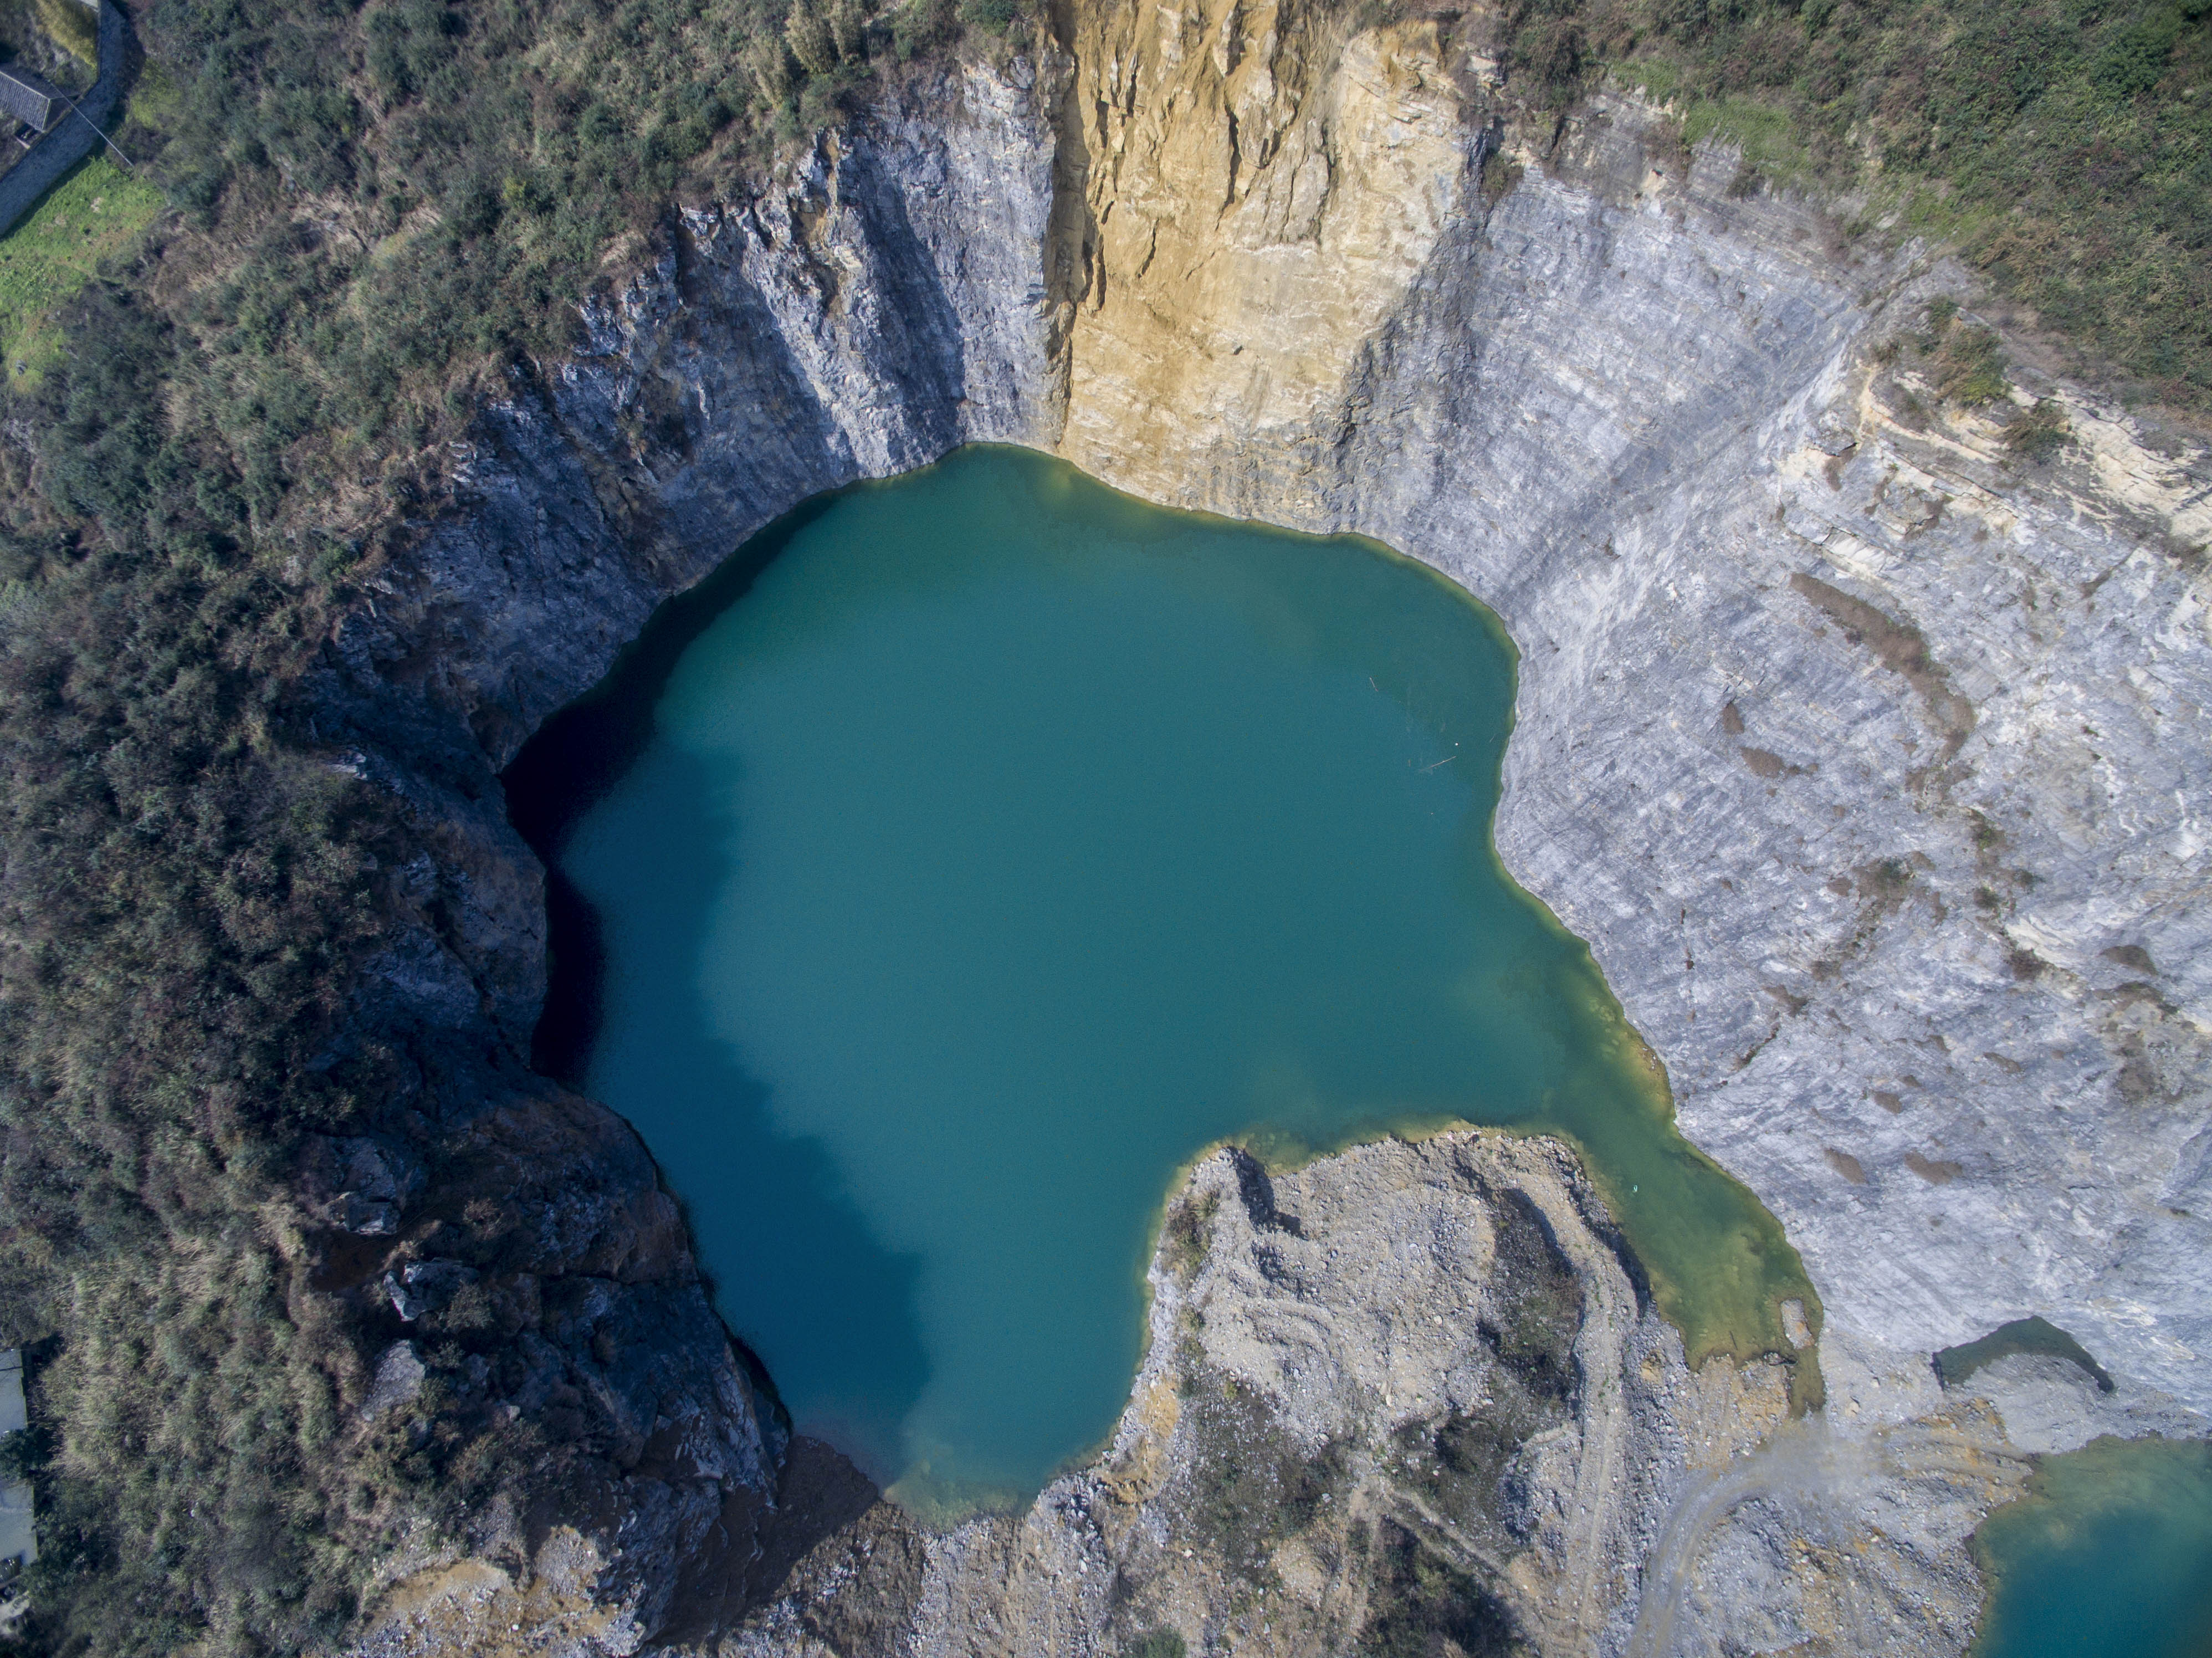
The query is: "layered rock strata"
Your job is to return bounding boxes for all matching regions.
[1044,0,2211,1416]
[312,3,2211,1649]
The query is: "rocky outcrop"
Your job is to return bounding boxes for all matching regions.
[0,0,130,240]
[306,4,2210,1649]
[708,1136,2039,1657]
[311,62,1066,1654]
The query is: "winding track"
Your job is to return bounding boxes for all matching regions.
[1624,1418,2031,1658]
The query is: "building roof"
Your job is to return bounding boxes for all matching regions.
[0,66,63,134]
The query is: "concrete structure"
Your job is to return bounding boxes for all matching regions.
[0,0,128,240]
[0,66,62,136]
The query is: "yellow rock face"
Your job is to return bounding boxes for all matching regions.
[1056,0,1470,507]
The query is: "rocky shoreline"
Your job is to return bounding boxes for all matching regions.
[308,1,2209,1648]
[715,1132,2015,1657]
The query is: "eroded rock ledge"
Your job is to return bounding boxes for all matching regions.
[313,1,2210,1649]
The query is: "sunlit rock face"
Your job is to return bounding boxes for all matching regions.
[322,6,2209,1647]
[1038,0,2210,1421]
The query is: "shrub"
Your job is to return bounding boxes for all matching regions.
[0,0,2201,1650]
[0,0,1067,1638]
[1123,1634,1188,1658]
[1935,325,2010,406]
[787,6,841,76]
[957,0,1021,34]
[31,0,96,66]
[2006,397,2070,462]
[1527,0,2212,411]
[0,1424,51,1482]
[1160,1191,1219,1282]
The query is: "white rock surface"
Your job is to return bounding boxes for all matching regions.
[1031,3,2211,1416]
[402,28,2208,1420]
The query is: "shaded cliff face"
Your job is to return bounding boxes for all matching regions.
[313,63,1068,1652]
[313,13,2210,1651]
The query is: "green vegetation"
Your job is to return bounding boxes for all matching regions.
[0,0,95,80]
[1121,1634,1189,1658]
[1176,1378,1351,1574]
[0,1424,49,1484]
[0,0,1045,1651]
[1865,299,2078,451]
[1160,1189,1219,1283]
[126,0,1035,544]
[0,158,164,383]
[1356,1519,1519,1657]
[1490,0,2212,412]
[2007,396,2072,460]
[1936,1314,2114,1393]
[28,0,93,67]
[0,277,406,1649]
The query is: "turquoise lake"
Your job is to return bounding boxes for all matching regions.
[1972,1437,2212,1658]
[517,446,1811,1511]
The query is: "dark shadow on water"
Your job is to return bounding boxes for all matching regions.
[502,488,931,1485]
[505,490,841,1084]
[500,444,1825,1497]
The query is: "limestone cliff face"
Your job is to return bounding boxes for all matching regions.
[1052,0,1469,498]
[1039,0,2211,1421]
[317,63,1066,1655]
[315,14,2211,1653]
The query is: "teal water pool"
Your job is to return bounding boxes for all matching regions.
[1973,1436,2212,1658]
[519,446,1811,1511]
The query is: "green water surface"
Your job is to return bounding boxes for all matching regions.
[551,447,1811,1509]
[1972,1436,2212,1658]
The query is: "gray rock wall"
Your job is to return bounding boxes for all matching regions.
[321,63,1066,1652]
[720,1136,2033,1658]
[1325,116,2210,1417]
[1030,13,2211,1421]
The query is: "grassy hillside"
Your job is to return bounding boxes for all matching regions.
[0,160,164,383]
[1494,0,2212,412]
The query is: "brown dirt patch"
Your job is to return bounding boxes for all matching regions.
[1904,1152,1963,1185]
[1789,573,1975,755]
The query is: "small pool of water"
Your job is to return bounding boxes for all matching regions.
[510,447,1811,1511]
[1972,1436,2212,1658]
